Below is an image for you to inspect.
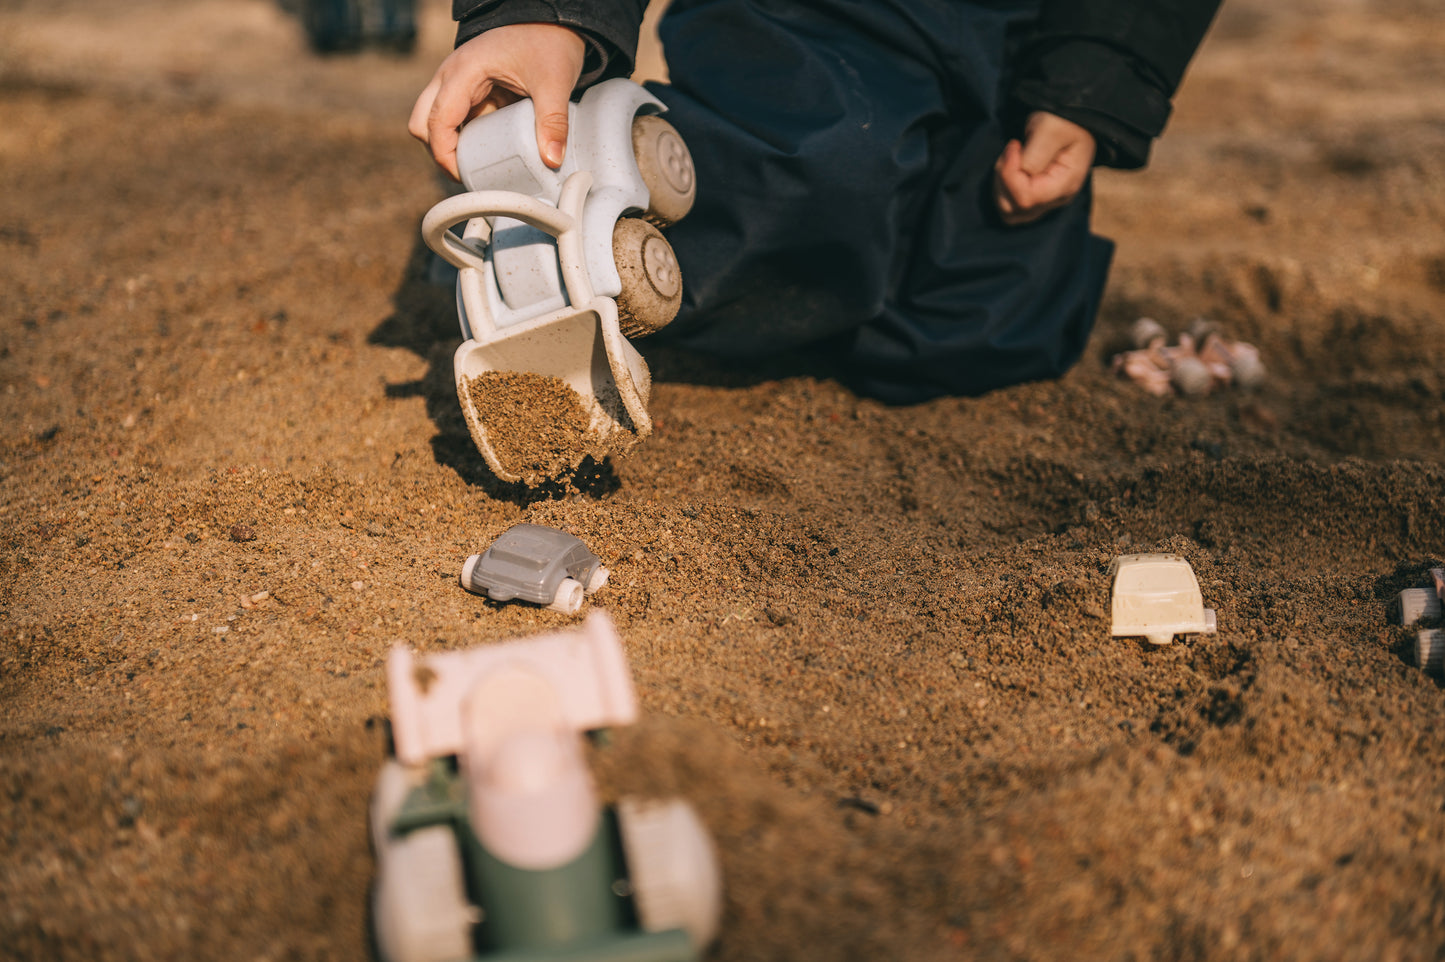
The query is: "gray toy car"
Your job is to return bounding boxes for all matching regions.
[461,524,609,614]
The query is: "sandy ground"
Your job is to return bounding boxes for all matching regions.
[3,1,1445,959]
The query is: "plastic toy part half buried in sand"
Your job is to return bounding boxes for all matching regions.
[372,613,723,962]
[1416,630,1444,676]
[1395,568,1445,677]
[1109,553,1218,647]
[1397,567,1445,627]
[1112,317,1266,398]
[460,523,609,615]
[421,78,697,485]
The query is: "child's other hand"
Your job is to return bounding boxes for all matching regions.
[409,23,586,181]
[993,112,1096,226]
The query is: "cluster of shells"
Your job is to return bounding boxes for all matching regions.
[1112,317,1266,397]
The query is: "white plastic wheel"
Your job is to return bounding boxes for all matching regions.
[373,826,474,962]
[617,797,723,950]
[546,578,586,615]
[1417,629,1445,674]
[460,555,482,594]
[632,114,696,227]
[1399,588,1442,626]
[370,760,419,850]
[613,218,682,338]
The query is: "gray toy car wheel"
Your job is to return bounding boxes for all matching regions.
[613,218,682,338]
[632,115,696,227]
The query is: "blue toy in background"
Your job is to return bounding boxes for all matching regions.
[279,0,416,54]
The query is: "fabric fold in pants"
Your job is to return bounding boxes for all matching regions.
[644,0,1114,405]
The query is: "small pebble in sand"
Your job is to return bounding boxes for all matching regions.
[465,372,595,480]
[239,590,269,610]
[351,581,365,591]
[229,525,256,542]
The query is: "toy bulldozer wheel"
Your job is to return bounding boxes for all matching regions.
[632,115,696,227]
[614,218,682,338]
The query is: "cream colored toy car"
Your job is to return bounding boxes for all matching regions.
[1109,553,1217,646]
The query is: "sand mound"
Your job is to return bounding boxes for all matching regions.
[3,1,1444,959]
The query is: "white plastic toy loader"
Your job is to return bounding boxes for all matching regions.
[421,79,696,484]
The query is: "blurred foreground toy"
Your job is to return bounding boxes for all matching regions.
[1110,553,1217,646]
[461,523,609,615]
[371,612,722,962]
[1396,567,1445,676]
[421,78,697,484]
[1113,317,1265,397]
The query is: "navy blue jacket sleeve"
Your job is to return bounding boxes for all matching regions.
[1009,0,1222,169]
[452,0,1219,169]
[453,0,649,89]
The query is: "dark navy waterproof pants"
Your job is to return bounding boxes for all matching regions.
[645,0,1114,404]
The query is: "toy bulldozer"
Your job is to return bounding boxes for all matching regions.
[421,79,696,484]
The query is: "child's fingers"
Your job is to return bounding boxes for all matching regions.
[408,76,440,145]
[427,73,497,181]
[515,29,585,169]
[993,139,1022,214]
[1018,117,1075,176]
[994,140,1036,224]
[407,25,583,179]
[995,113,1095,225]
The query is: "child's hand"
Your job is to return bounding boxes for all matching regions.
[409,23,586,180]
[993,112,1097,226]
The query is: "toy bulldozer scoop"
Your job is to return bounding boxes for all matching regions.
[421,79,696,484]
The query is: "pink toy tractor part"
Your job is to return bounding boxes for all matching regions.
[372,612,723,962]
[385,611,638,766]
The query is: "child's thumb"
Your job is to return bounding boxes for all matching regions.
[1018,125,1065,176]
[532,86,571,170]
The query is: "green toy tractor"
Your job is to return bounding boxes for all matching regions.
[370,613,722,962]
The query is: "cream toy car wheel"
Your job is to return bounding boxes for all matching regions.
[632,115,696,227]
[546,578,586,615]
[614,218,683,337]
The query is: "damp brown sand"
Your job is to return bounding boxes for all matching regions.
[466,371,596,481]
[4,2,1445,961]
